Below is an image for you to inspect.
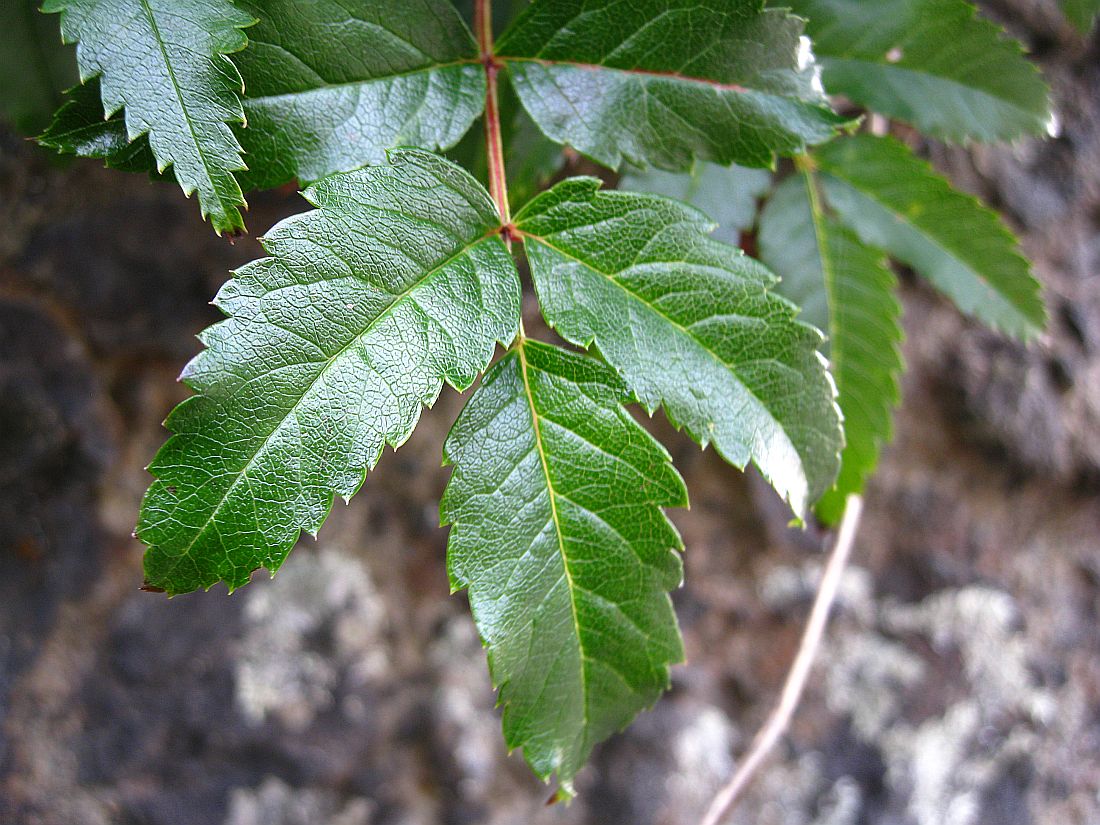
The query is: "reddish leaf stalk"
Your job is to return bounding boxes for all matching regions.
[476,0,510,226]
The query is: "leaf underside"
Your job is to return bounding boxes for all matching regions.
[814,135,1046,339]
[516,177,843,516]
[789,0,1051,143]
[138,150,519,594]
[40,78,164,174]
[43,0,253,233]
[760,174,903,524]
[495,0,845,171]
[442,339,686,793]
[619,161,772,246]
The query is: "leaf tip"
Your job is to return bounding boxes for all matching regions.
[549,784,575,805]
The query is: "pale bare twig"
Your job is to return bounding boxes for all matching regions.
[699,495,865,825]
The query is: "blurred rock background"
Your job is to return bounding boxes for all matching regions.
[1,2,1098,823]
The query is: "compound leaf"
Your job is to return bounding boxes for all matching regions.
[790,0,1051,143]
[442,339,686,794]
[42,0,253,233]
[814,135,1045,339]
[516,177,842,517]
[760,174,903,524]
[138,150,519,595]
[232,0,486,190]
[495,0,844,171]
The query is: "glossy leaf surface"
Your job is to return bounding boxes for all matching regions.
[516,177,842,516]
[39,78,162,174]
[139,151,519,594]
[443,339,686,793]
[495,0,844,171]
[232,0,486,189]
[43,0,252,233]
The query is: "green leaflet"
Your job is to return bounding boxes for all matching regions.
[41,0,846,195]
[814,135,1046,339]
[790,0,1051,143]
[442,339,686,794]
[619,161,772,245]
[39,78,163,174]
[0,1,76,134]
[232,0,486,190]
[1061,0,1100,33]
[43,0,487,193]
[138,150,519,595]
[495,0,845,171]
[760,174,903,525]
[516,177,842,517]
[42,0,252,234]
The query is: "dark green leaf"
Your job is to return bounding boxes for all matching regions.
[0,1,76,134]
[515,177,842,516]
[619,162,772,245]
[442,339,686,793]
[495,0,844,171]
[39,78,163,174]
[138,150,519,595]
[760,174,903,524]
[814,135,1045,339]
[232,0,486,190]
[42,0,253,233]
[790,0,1051,142]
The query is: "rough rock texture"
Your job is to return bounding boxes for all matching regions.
[1,3,1098,823]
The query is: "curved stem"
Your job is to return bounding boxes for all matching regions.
[699,495,864,825]
[476,0,510,226]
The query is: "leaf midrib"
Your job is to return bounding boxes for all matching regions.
[498,55,751,94]
[801,170,842,385]
[242,56,480,106]
[137,0,238,215]
[518,229,790,451]
[817,170,1037,326]
[242,51,764,108]
[514,342,590,754]
[155,228,501,574]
